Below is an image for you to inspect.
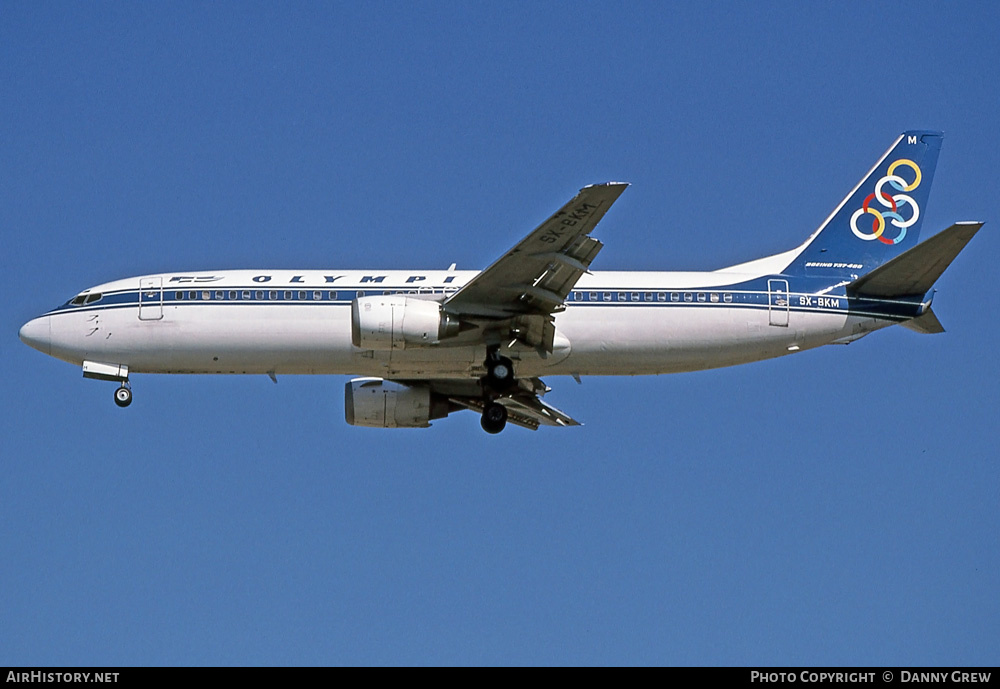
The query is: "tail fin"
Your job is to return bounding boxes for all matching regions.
[786,130,943,278]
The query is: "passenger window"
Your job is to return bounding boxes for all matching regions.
[631,293,640,301]
[671,293,680,302]
[215,291,224,300]
[228,291,236,300]
[710,293,719,303]
[658,293,667,302]
[283,291,291,300]
[603,292,611,301]
[268,290,276,300]
[255,291,263,300]
[314,291,322,300]
[202,291,211,300]
[175,291,184,300]
[684,293,693,302]
[590,292,598,301]
[298,291,306,300]
[697,293,706,302]
[724,293,733,303]
[242,290,251,299]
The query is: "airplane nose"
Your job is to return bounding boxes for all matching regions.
[19,316,51,355]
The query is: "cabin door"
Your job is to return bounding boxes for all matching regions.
[138,277,163,321]
[768,279,789,327]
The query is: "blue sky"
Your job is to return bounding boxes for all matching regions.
[2,1,997,666]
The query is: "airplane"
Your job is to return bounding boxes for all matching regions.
[19,130,983,433]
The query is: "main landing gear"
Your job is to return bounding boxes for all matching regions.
[481,401,508,434]
[113,383,132,408]
[480,347,515,434]
[484,349,515,391]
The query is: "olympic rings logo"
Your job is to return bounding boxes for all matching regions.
[849,159,922,245]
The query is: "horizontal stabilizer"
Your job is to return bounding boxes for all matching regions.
[901,308,945,334]
[847,222,984,297]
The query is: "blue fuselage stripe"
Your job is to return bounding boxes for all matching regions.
[45,283,924,322]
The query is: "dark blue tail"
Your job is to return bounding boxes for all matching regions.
[787,130,942,278]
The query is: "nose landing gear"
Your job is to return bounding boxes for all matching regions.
[114,384,132,408]
[81,362,133,409]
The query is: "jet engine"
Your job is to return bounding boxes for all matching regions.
[344,378,455,428]
[351,295,461,350]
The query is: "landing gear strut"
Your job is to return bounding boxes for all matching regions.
[481,401,508,434]
[480,347,514,433]
[484,348,515,391]
[114,384,132,408]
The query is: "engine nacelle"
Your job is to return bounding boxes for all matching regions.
[344,378,454,428]
[351,295,461,350]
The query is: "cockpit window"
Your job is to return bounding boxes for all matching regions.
[67,292,103,306]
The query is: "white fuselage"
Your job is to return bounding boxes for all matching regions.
[26,268,887,381]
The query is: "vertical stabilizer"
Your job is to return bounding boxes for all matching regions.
[785,131,942,278]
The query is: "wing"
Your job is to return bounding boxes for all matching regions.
[457,395,580,431]
[378,184,627,430]
[443,182,628,351]
[404,377,581,431]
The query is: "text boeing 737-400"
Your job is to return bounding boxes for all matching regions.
[19,131,983,433]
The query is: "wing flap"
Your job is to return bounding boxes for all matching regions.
[503,393,581,428]
[452,396,542,431]
[428,375,581,430]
